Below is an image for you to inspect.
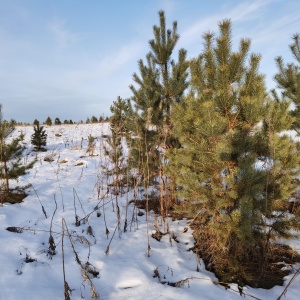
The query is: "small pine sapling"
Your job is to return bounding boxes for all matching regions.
[45,116,52,126]
[0,105,36,203]
[31,121,47,151]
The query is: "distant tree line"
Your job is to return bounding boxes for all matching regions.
[32,115,110,126]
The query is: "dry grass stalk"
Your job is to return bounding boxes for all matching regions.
[50,162,65,212]
[62,218,99,300]
[61,219,72,300]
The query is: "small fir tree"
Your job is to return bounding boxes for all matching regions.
[45,116,52,126]
[91,116,98,123]
[31,121,47,151]
[33,119,39,126]
[54,117,61,125]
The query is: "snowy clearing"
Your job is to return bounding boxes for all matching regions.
[0,123,299,300]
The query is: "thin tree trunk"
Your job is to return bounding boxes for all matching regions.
[4,159,9,193]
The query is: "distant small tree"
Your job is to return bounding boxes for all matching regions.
[45,116,52,126]
[99,116,104,122]
[91,116,98,123]
[54,117,61,125]
[86,117,91,124]
[31,121,47,151]
[63,120,69,124]
[69,119,73,124]
[33,119,39,126]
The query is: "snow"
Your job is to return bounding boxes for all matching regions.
[0,123,299,300]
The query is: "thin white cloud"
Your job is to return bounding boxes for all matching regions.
[97,41,144,76]
[48,19,83,48]
[230,0,273,22]
[250,13,300,49]
[180,0,273,49]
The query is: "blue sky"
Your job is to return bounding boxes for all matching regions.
[0,0,299,123]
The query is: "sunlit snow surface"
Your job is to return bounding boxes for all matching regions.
[0,123,299,300]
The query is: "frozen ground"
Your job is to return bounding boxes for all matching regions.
[0,123,299,300]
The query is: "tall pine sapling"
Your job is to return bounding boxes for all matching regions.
[103,97,130,226]
[105,97,130,192]
[128,10,189,218]
[31,121,47,151]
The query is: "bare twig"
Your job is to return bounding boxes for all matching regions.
[77,193,109,224]
[62,218,99,300]
[277,267,300,300]
[105,208,124,254]
[50,162,65,212]
[61,219,72,300]
[23,176,47,219]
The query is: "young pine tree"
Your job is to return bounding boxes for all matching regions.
[31,121,47,151]
[105,97,130,188]
[45,116,52,126]
[274,34,300,132]
[54,117,61,125]
[91,116,98,123]
[168,20,300,287]
[259,92,300,241]
[0,105,35,200]
[128,10,189,217]
[103,97,130,224]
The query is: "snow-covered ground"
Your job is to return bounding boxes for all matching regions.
[0,123,299,300]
